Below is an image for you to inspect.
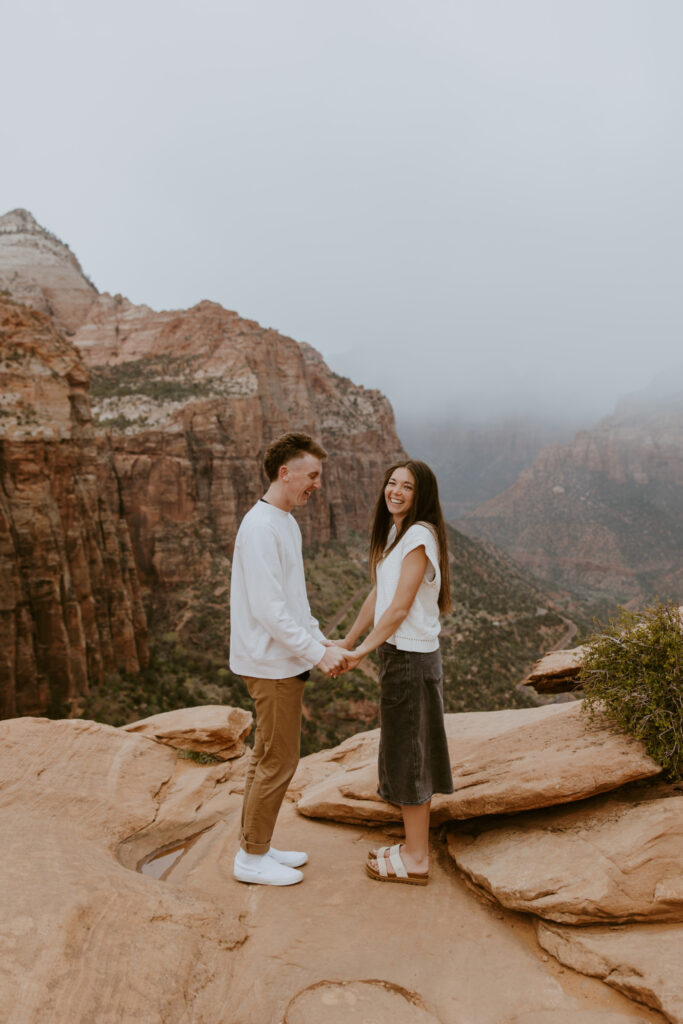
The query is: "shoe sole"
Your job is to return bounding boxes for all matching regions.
[270,854,308,868]
[365,862,429,885]
[233,868,303,886]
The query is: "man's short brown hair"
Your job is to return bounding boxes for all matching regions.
[263,432,328,482]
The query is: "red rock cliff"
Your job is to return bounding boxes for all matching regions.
[77,294,403,589]
[0,298,147,717]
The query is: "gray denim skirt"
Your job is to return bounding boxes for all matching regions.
[377,642,454,807]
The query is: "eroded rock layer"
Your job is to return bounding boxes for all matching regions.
[0,298,147,717]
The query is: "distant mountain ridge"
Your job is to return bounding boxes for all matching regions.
[0,208,98,332]
[400,413,581,519]
[460,392,683,609]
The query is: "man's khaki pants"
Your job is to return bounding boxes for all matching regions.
[240,675,306,854]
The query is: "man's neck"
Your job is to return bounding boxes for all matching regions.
[262,483,292,513]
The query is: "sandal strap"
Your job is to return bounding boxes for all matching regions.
[377,853,389,877]
[388,846,408,879]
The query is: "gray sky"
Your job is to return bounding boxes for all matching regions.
[3,0,683,422]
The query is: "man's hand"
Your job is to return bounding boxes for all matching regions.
[339,649,365,673]
[317,645,349,678]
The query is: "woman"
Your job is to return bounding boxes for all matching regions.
[339,460,454,885]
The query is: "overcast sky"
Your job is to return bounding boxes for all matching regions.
[3,0,683,423]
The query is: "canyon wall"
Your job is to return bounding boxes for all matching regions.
[461,394,683,608]
[0,298,147,717]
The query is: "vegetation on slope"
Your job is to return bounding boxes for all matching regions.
[78,527,568,753]
[580,602,683,779]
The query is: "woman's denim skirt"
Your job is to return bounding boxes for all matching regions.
[377,642,454,807]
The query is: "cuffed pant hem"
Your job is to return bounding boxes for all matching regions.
[240,837,271,855]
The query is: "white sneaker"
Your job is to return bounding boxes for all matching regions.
[233,852,303,886]
[268,847,308,868]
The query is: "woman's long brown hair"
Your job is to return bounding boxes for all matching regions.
[369,460,452,613]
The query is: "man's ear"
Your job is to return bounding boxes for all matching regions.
[279,464,289,481]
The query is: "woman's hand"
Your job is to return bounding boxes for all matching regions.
[334,636,355,650]
[339,648,366,673]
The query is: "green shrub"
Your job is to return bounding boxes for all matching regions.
[177,749,223,765]
[580,602,683,778]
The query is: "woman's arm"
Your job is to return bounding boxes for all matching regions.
[345,546,428,666]
[336,586,377,649]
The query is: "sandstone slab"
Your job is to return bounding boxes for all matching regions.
[122,704,253,759]
[296,703,661,826]
[1,712,663,1024]
[0,716,247,1023]
[537,921,683,1024]
[447,787,683,924]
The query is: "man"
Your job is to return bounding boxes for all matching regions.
[230,431,348,885]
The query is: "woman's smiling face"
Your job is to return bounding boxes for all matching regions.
[384,465,415,523]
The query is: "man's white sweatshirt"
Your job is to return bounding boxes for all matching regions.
[229,500,326,679]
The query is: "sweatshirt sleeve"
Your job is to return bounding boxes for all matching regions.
[309,613,327,644]
[238,523,326,665]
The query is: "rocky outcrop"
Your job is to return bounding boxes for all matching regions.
[537,922,683,1024]
[1,713,667,1024]
[447,787,683,923]
[522,647,587,694]
[296,702,661,825]
[0,298,147,718]
[521,606,683,696]
[122,705,253,759]
[461,381,683,607]
[0,209,98,333]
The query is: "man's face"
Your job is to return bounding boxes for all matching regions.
[281,453,323,508]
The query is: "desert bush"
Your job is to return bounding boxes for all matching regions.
[580,602,683,778]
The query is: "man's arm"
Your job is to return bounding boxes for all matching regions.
[239,525,326,665]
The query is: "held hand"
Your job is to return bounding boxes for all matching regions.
[317,645,349,678]
[337,648,366,674]
[334,636,354,650]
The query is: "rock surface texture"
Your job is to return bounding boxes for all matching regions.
[296,702,662,825]
[447,786,683,923]
[0,710,672,1024]
[0,298,147,718]
[537,922,683,1024]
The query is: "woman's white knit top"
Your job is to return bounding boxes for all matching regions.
[375,522,441,652]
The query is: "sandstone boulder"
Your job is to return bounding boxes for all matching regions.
[522,646,587,694]
[122,704,253,759]
[447,787,683,924]
[296,703,661,825]
[537,921,683,1024]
